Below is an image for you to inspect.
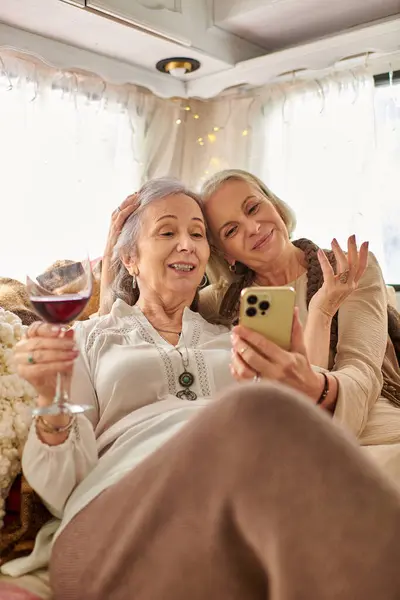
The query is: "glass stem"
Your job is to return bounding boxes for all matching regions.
[54,371,69,406]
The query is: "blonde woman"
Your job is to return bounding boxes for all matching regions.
[200,169,400,487]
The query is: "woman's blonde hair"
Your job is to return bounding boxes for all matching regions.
[201,169,297,284]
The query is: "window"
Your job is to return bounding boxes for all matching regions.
[373,72,400,287]
[0,69,140,282]
[258,71,400,285]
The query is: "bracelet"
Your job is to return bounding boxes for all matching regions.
[317,373,329,405]
[35,415,76,434]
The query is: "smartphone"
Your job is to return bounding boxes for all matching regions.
[239,286,296,351]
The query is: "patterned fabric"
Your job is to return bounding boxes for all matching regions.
[0,476,51,565]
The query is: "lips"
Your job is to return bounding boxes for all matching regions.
[252,230,274,251]
[168,262,197,272]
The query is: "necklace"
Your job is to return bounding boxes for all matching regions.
[155,327,181,335]
[147,321,197,401]
[174,333,197,401]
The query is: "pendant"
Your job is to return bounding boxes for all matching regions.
[179,371,195,388]
[177,389,197,401]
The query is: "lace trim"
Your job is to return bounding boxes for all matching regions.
[128,316,177,397]
[86,314,213,399]
[86,317,177,396]
[190,320,211,397]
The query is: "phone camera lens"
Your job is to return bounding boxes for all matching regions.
[259,300,270,311]
[247,295,258,305]
[246,307,257,317]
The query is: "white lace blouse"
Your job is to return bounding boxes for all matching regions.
[22,300,234,525]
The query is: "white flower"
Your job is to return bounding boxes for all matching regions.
[0,311,37,529]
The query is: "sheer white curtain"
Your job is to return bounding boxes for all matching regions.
[255,70,400,284]
[0,52,181,282]
[175,96,257,190]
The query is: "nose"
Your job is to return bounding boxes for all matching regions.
[245,219,261,236]
[176,233,195,253]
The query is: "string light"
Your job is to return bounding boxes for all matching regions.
[174,102,251,157]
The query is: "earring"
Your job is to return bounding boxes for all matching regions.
[132,274,137,289]
[199,274,208,289]
[229,263,236,273]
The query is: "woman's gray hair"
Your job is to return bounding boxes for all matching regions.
[200,169,297,285]
[110,177,204,307]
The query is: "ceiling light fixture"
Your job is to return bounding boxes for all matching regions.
[156,57,201,78]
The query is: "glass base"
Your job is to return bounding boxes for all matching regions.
[32,402,94,417]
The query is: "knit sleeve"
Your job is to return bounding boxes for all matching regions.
[330,252,387,437]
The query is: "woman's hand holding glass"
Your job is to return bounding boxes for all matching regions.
[15,323,78,408]
[230,308,325,403]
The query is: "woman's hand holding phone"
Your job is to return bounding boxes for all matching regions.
[230,308,326,403]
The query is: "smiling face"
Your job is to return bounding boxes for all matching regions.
[123,193,210,305]
[204,178,291,272]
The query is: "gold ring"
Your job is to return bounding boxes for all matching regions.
[339,270,350,284]
[240,346,247,355]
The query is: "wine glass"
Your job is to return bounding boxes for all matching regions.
[27,257,93,416]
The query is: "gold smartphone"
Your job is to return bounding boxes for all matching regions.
[239,286,296,351]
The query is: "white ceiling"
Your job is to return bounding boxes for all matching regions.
[0,0,399,98]
[217,0,400,51]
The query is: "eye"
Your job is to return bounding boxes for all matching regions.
[224,225,238,239]
[247,203,260,215]
[160,231,174,237]
[192,232,205,238]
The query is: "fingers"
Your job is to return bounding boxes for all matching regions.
[17,360,75,382]
[331,238,348,273]
[347,234,358,273]
[233,325,285,364]
[230,347,258,380]
[25,322,74,340]
[15,348,79,366]
[354,241,369,283]
[112,193,139,222]
[317,248,335,282]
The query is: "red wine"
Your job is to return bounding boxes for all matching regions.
[30,294,90,324]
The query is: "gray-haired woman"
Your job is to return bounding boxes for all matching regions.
[13,177,400,599]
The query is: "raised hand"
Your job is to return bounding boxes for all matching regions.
[99,193,139,315]
[309,235,369,318]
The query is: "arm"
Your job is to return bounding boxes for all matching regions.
[331,253,387,437]
[305,236,369,370]
[20,323,99,517]
[304,310,333,370]
[99,194,138,316]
